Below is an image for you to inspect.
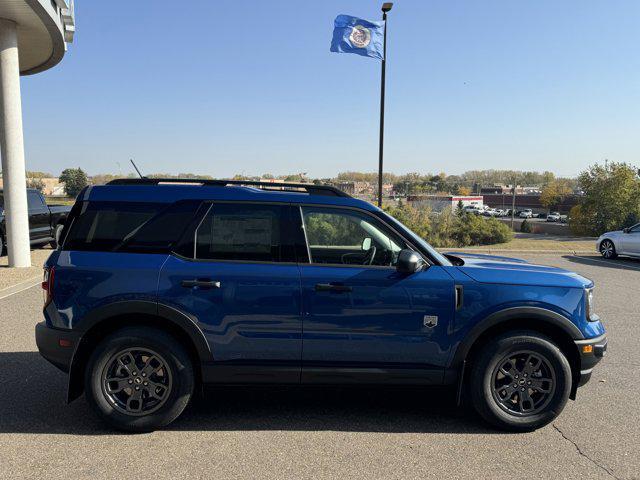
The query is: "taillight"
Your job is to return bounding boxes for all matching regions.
[42,266,55,306]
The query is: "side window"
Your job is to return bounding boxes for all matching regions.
[301,207,406,266]
[630,224,640,233]
[195,203,292,262]
[64,202,165,252]
[27,191,45,209]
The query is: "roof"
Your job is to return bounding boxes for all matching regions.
[0,0,74,75]
[83,179,380,212]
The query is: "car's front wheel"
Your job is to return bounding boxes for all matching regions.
[469,331,572,431]
[599,239,617,259]
[85,327,194,432]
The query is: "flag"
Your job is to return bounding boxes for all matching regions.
[330,14,385,60]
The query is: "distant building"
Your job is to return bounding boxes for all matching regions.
[407,195,484,212]
[0,177,65,196]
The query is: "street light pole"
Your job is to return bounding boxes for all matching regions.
[377,2,393,208]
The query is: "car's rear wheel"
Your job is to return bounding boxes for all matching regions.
[85,327,194,432]
[599,239,617,259]
[469,331,571,431]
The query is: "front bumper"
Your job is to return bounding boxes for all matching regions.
[575,333,607,387]
[35,321,81,373]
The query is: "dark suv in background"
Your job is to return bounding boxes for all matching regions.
[36,179,606,432]
[0,188,70,256]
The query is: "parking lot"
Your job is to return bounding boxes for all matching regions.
[0,253,638,480]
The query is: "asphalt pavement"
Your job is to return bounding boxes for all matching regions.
[0,254,638,480]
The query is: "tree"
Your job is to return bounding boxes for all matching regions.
[540,179,572,211]
[26,170,52,179]
[59,168,89,197]
[457,186,472,196]
[456,200,465,217]
[571,161,640,236]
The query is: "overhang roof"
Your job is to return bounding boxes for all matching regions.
[0,0,72,75]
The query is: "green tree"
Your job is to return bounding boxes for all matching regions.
[59,168,89,197]
[26,171,52,179]
[540,179,572,211]
[572,161,640,235]
[520,219,532,233]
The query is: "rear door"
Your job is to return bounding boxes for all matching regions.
[27,190,51,240]
[158,202,303,383]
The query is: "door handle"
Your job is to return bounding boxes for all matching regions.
[181,279,221,289]
[315,283,352,293]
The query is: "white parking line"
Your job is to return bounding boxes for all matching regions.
[0,277,41,301]
[572,255,640,272]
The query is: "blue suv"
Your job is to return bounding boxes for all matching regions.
[35,179,607,432]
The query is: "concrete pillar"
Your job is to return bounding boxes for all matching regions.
[0,19,30,267]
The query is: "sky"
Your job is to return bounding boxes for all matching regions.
[19,0,640,178]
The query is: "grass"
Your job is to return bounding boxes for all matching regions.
[447,233,597,253]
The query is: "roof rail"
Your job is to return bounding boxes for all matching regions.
[105,178,351,197]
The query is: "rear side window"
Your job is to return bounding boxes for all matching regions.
[27,190,45,209]
[63,201,199,253]
[194,203,293,262]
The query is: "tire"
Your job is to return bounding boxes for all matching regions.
[50,224,63,249]
[599,239,617,259]
[469,330,571,432]
[85,327,194,432]
[0,235,4,257]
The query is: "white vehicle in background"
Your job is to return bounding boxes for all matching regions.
[463,205,483,215]
[518,209,533,219]
[494,209,506,217]
[597,223,640,259]
[547,212,562,222]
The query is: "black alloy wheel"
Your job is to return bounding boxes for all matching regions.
[491,351,555,416]
[101,348,173,416]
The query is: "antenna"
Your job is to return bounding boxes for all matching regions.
[130,159,144,178]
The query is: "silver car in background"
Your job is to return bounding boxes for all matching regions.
[597,223,640,258]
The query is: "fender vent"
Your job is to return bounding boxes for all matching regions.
[455,285,464,310]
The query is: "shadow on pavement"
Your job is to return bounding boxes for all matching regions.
[563,255,640,271]
[0,352,497,435]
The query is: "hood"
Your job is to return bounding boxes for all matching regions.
[449,252,592,289]
[600,231,623,237]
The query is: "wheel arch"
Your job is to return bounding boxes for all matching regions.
[452,307,583,402]
[67,301,211,403]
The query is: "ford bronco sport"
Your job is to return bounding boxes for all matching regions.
[36,178,607,432]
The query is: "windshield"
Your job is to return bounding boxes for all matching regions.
[377,210,453,266]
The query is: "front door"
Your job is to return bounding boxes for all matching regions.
[622,223,640,255]
[296,206,455,384]
[158,202,302,383]
[27,190,50,241]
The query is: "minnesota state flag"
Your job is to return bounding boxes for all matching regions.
[330,14,385,60]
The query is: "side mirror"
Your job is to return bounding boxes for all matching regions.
[396,249,425,274]
[623,228,630,233]
[362,237,372,251]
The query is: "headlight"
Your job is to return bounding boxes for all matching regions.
[585,288,595,321]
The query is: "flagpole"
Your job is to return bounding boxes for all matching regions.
[378,3,393,207]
